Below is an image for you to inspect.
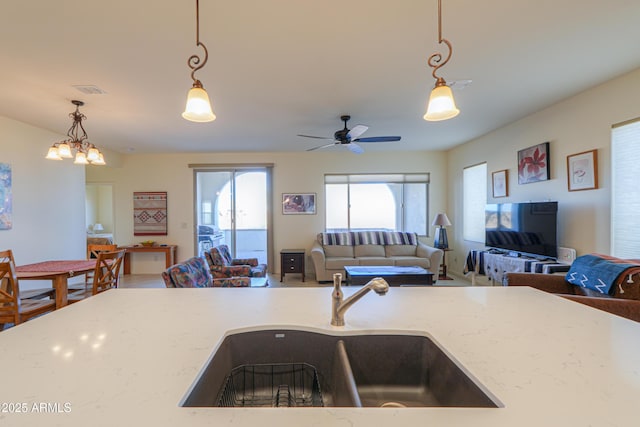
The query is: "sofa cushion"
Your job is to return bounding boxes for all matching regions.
[326,257,359,270]
[358,257,392,266]
[353,231,418,245]
[354,245,385,257]
[385,245,418,257]
[319,232,353,246]
[393,256,430,269]
[324,245,355,258]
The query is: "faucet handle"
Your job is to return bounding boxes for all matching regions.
[333,272,342,286]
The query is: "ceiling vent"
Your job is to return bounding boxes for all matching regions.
[72,85,107,95]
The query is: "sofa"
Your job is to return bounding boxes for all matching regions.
[504,254,640,300]
[310,231,443,282]
[504,271,640,298]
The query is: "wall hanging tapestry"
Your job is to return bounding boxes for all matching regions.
[133,191,167,236]
[517,142,550,184]
[0,163,12,230]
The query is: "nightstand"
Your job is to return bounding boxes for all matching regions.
[280,249,305,282]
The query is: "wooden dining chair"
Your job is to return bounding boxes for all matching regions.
[70,243,119,292]
[0,249,56,301]
[0,260,56,330]
[68,250,125,303]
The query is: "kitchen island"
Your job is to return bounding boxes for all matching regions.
[0,286,638,426]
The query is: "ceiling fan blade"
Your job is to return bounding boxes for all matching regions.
[353,136,401,143]
[347,142,364,154]
[297,134,333,140]
[306,143,337,152]
[347,125,368,139]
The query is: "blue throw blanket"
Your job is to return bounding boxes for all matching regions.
[565,254,637,295]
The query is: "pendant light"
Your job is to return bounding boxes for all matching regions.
[45,100,106,165]
[424,0,459,121]
[182,0,216,122]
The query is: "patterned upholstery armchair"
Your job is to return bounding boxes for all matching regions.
[162,256,250,288]
[204,244,267,278]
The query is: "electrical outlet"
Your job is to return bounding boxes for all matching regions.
[557,247,576,264]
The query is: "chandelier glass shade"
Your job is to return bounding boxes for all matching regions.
[182,0,216,122]
[424,0,459,122]
[46,100,105,165]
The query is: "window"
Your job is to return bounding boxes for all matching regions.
[325,174,429,235]
[463,163,487,243]
[611,118,640,258]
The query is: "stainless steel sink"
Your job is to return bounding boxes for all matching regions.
[181,329,501,408]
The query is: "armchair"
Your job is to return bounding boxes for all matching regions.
[204,244,267,278]
[162,256,250,288]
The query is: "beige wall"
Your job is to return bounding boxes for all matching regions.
[446,68,640,279]
[87,151,448,274]
[0,116,86,265]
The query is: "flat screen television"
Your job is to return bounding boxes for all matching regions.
[485,201,558,259]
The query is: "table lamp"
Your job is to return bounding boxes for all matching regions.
[432,213,451,249]
[92,223,104,234]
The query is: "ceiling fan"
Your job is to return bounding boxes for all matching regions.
[298,115,401,154]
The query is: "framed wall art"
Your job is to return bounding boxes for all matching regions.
[492,169,508,198]
[133,191,168,235]
[282,193,316,215]
[0,163,12,230]
[567,149,598,191]
[517,142,550,184]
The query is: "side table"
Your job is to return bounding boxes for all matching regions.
[439,248,453,280]
[280,249,305,282]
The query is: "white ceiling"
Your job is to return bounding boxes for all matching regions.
[1,1,639,154]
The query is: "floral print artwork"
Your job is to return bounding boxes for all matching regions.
[518,142,550,184]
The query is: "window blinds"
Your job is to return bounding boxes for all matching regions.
[611,118,640,258]
[463,163,487,243]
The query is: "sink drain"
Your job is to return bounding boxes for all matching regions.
[380,402,407,408]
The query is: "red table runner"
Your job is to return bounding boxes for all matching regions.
[16,260,96,274]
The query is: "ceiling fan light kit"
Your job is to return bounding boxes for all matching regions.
[182,0,216,123]
[424,0,460,122]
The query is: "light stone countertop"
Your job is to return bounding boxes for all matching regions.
[0,286,638,426]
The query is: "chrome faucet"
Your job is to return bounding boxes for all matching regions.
[331,272,389,326]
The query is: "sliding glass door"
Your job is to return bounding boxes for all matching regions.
[194,167,271,267]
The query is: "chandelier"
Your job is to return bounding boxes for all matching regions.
[182,0,216,122]
[423,0,460,121]
[45,100,105,165]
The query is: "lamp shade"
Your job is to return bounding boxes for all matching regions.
[45,146,62,160]
[182,83,216,122]
[74,151,88,165]
[424,84,459,121]
[93,223,104,232]
[432,213,452,227]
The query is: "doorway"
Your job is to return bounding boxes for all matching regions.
[194,167,272,268]
[85,183,115,241]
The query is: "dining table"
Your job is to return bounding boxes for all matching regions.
[15,260,98,309]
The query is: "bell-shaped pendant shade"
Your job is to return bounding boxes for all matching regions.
[74,151,89,165]
[87,147,100,162]
[424,84,459,121]
[57,142,73,158]
[182,82,216,123]
[92,152,106,165]
[45,146,62,160]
